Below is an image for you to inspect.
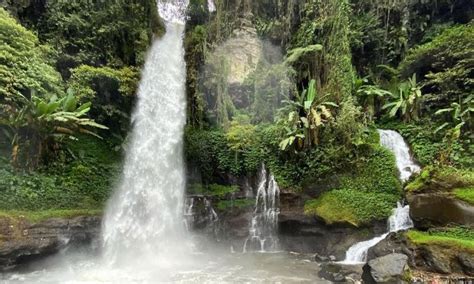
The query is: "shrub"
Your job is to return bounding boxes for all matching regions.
[0,7,62,108]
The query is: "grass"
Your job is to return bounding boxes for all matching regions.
[406,228,474,252]
[0,209,102,223]
[453,187,474,205]
[406,166,474,193]
[304,190,399,227]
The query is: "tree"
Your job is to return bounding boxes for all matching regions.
[1,89,107,170]
[0,7,62,112]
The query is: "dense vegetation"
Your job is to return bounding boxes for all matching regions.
[0,0,472,231]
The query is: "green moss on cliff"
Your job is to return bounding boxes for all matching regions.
[406,166,474,193]
[305,190,399,227]
[407,227,474,252]
[453,187,474,205]
[0,209,101,224]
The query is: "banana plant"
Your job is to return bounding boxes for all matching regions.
[354,76,392,120]
[279,80,338,151]
[434,94,474,134]
[2,89,108,169]
[382,74,422,122]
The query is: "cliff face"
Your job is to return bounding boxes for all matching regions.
[0,215,100,270]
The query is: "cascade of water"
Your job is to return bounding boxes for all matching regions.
[101,0,190,265]
[342,130,417,263]
[243,166,280,253]
[208,0,216,12]
[378,129,420,182]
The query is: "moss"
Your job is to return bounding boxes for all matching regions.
[217,199,255,211]
[0,209,102,224]
[453,187,474,205]
[406,228,474,252]
[188,183,239,198]
[406,166,474,193]
[304,190,399,227]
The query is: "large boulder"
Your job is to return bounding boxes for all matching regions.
[407,193,474,229]
[0,215,101,270]
[367,232,414,265]
[362,253,409,283]
[278,190,387,259]
[319,262,364,283]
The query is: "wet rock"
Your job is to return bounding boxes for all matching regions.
[278,190,386,258]
[319,262,364,283]
[458,253,474,276]
[314,253,329,262]
[363,253,409,283]
[367,232,414,265]
[0,216,101,270]
[407,193,474,229]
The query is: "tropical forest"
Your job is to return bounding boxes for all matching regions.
[0,0,473,282]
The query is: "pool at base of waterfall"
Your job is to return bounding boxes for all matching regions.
[2,249,328,283]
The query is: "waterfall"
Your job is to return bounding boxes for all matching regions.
[342,129,417,263]
[243,166,280,252]
[101,0,189,264]
[378,129,420,181]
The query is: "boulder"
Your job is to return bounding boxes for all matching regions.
[407,193,474,229]
[363,253,409,283]
[0,215,101,270]
[367,232,414,265]
[319,262,364,283]
[458,253,474,276]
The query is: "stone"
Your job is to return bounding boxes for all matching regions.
[367,232,414,265]
[0,216,101,270]
[458,253,474,276]
[363,253,409,283]
[314,253,329,262]
[407,193,474,229]
[319,262,364,283]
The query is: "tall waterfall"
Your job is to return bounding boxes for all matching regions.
[342,129,417,263]
[243,166,280,252]
[102,0,189,264]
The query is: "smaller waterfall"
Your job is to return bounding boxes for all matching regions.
[379,129,420,182]
[343,202,413,263]
[208,0,216,12]
[184,196,219,231]
[243,166,280,253]
[342,129,417,263]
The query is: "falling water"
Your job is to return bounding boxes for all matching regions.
[342,129,417,263]
[243,166,280,252]
[378,129,420,182]
[208,0,216,12]
[102,0,189,264]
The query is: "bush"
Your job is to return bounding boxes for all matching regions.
[68,65,140,136]
[0,136,121,210]
[454,187,474,205]
[405,166,474,193]
[400,24,474,110]
[0,8,62,107]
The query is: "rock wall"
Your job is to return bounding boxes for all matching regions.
[0,215,100,270]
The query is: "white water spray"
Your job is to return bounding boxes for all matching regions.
[378,129,420,181]
[342,130,416,263]
[243,166,280,252]
[102,0,189,264]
